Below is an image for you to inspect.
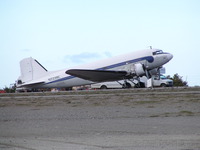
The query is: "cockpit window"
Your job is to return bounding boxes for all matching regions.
[153,50,163,55]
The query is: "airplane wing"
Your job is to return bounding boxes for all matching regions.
[66,69,131,82]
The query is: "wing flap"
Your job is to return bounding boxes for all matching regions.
[66,69,129,82]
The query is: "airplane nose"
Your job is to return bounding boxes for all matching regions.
[167,53,173,61]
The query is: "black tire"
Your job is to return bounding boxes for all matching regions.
[122,82,132,88]
[134,83,140,88]
[161,83,167,87]
[139,82,145,88]
[134,82,145,88]
[126,82,132,88]
[100,85,107,89]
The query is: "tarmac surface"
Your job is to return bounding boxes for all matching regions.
[0,87,200,150]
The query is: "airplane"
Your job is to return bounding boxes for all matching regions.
[15,48,173,91]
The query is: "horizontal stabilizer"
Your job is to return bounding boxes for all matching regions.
[17,81,45,88]
[66,69,129,82]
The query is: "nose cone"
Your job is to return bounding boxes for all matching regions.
[167,53,173,61]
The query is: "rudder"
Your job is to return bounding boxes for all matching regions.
[19,57,48,83]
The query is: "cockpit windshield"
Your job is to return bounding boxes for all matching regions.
[152,50,163,55]
[160,75,167,79]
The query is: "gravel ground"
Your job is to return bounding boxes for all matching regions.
[0,87,200,150]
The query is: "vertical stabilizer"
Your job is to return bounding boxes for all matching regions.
[20,57,48,83]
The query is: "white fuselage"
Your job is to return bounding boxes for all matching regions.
[16,48,173,89]
[37,49,172,88]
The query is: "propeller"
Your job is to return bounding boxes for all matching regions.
[142,64,151,79]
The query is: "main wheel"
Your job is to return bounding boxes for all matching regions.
[122,82,131,88]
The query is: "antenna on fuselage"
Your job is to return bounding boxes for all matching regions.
[147,46,152,49]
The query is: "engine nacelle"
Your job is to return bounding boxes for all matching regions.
[132,63,146,76]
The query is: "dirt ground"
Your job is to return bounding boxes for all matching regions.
[0,87,200,150]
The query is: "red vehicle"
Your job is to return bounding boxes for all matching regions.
[0,90,6,93]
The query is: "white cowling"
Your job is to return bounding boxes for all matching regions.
[132,63,146,76]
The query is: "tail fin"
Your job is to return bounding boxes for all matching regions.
[19,57,48,83]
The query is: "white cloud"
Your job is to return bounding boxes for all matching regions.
[63,51,112,66]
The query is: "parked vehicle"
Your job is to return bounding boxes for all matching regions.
[152,75,173,87]
[91,75,173,89]
[0,90,6,93]
[91,80,134,89]
[139,75,173,87]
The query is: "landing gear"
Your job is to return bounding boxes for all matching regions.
[116,80,132,88]
[135,82,145,88]
[122,81,131,88]
[128,78,145,88]
[143,64,153,88]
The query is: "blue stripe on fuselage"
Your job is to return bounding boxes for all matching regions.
[45,56,154,85]
[98,56,153,70]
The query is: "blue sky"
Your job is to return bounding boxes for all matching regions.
[0,0,200,88]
